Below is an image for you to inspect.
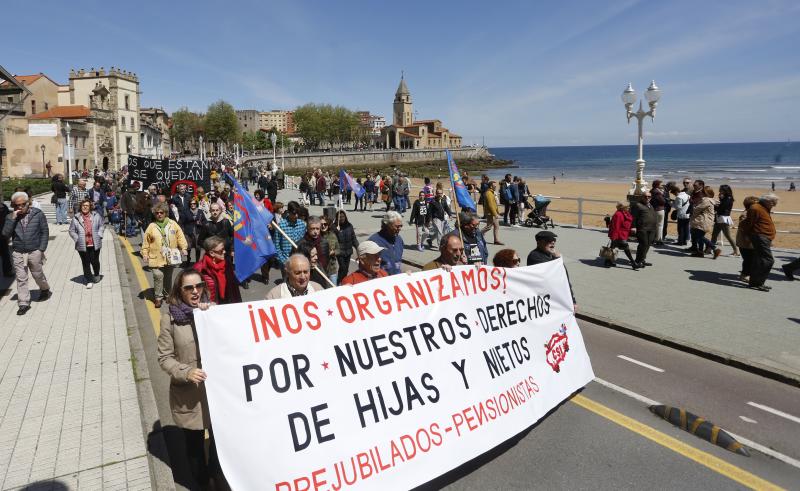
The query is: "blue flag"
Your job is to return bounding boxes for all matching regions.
[339,169,366,198]
[446,150,477,211]
[227,173,276,282]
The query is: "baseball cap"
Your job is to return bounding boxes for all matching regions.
[357,240,385,256]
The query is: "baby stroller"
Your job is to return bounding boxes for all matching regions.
[524,195,555,229]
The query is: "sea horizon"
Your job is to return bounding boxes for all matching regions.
[487,141,799,187]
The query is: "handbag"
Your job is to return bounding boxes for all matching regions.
[670,209,678,220]
[50,194,58,204]
[599,241,617,261]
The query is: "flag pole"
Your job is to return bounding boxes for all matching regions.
[271,220,337,289]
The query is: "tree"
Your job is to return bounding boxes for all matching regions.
[170,107,204,152]
[204,100,238,150]
[293,103,360,151]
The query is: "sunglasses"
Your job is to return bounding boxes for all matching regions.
[210,247,225,255]
[181,281,206,292]
[321,223,329,227]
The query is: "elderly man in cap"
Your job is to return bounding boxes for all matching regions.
[2,191,52,315]
[341,241,389,285]
[265,253,324,299]
[745,193,779,291]
[527,230,576,310]
[423,234,466,271]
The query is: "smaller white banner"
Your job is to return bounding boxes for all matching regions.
[28,123,58,137]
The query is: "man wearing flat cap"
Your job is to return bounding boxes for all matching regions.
[527,230,576,310]
[340,240,389,285]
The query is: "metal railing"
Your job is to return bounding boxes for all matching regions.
[541,195,800,235]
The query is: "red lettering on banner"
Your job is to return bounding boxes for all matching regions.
[374,288,391,314]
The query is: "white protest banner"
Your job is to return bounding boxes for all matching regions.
[195,261,594,491]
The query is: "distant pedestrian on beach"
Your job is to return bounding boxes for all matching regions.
[735,196,759,283]
[606,202,638,269]
[743,194,778,291]
[772,181,776,192]
[710,185,739,258]
[790,182,796,192]
[553,176,557,184]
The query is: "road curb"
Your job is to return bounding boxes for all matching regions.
[114,234,177,490]
[401,257,800,388]
[574,311,800,389]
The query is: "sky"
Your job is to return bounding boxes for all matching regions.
[4,0,800,147]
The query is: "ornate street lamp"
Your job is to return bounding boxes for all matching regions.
[40,144,46,176]
[621,81,661,196]
[199,135,204,161]
[64,122,72,184]
[270,132,277,172]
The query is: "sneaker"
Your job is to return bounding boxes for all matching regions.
[86,282,94,289]
[38,289,52,302]
[417,245,424,252]
[713,248,721,259]
[17,305,31,316]
[782,264,795,281]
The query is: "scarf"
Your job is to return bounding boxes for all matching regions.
[199,253,227,300]
[169,302,195,325]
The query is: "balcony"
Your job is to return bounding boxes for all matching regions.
[0,100,26,116]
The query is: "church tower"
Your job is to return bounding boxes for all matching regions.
[393,75,413,127]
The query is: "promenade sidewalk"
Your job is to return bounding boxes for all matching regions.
[0,215,152,488]
[278,189,800,384]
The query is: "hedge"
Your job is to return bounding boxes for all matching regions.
[1,178,54,201]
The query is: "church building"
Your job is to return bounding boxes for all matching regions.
[381,76,462,150]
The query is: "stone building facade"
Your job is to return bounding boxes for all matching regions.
[59,67,140,170]
[380,76,462,150]
[140,108,171,157]
[236,109,259,134]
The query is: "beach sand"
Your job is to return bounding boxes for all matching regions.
[405,178,800,249]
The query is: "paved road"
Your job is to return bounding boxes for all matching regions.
[118,231,800,489]
[276,188,800,384]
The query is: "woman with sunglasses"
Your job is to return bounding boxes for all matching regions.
[193,236,241,304]
[492,248,522,268]
[142,202,188,308]
[158,269,226,489]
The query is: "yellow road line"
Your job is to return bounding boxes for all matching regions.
[571,395,784,491]
[120,237,162,336]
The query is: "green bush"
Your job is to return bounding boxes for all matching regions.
[1,177,54,201]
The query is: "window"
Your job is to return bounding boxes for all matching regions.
[125,95,130,110]
[130,119,135,131]
[126,136,132,153]
[44,102,49,110]
[121,116,126,128]
[31,100,36,114]
[6,97,11,103]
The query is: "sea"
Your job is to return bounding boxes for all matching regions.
[488,141,800,188]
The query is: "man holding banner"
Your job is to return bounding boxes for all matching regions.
[194,260,594,490]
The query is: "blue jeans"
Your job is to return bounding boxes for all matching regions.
[690,228,714,252]
[125,214,138,237]
[394,196,407,213]
[55,198,68,224]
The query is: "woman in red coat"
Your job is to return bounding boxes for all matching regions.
[607,202,638,269]
[193,236,242,304]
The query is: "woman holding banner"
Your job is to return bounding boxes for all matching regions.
[157,269,226,489]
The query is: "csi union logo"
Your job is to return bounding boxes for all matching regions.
[453,172,460,181]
